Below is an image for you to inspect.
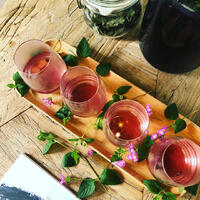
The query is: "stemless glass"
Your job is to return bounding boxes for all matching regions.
[60,66,106,117]
[103,99,149,147]
[14,39,66,93]
[147,136,200,187]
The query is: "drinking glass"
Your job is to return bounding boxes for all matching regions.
[147,136,200,187]
[103,99,149,147]
[14,39,67,93]
[60,66,107,117]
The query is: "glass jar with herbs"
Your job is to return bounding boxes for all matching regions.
[78,0,142,37]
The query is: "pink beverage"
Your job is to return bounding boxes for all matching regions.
[60,66,106,117]
[103,100,149,147]
[147,136,200,187]
[14,39,66,93]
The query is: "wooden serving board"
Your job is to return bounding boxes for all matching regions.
[23,39,200,190]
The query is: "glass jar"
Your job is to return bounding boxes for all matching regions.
[78,0,142,37]
[139,0,200,73]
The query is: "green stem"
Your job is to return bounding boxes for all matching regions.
[55,139,107,190]
[82,121,96,137]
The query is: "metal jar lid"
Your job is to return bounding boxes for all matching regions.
[79,0,139,16]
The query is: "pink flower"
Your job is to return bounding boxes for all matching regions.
[126,153,138,162]
[60,174,65,185]
[126,144,138,162]
[42,97,53,106]
[145,104,153,116]
[151,133,158,140]
[113,160,126,168]
[157,126,167,136]
[88,146,94,156]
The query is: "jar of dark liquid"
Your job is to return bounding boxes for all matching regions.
[139,0,200,73]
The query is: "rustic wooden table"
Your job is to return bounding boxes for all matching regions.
[0,0,199,199]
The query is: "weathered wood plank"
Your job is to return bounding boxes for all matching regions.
[156,69,200,126]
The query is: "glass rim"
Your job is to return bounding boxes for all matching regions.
[160,136,194,186]
[13,39,53,76]
[104,99,149,142]
[60,66,101,104]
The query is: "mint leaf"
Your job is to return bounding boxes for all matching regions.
[185,184,199,196]
[138,135,154,162]
[162,192,176,200]
[16,83,29,96]
[55,103,73,123]
[100,169,122,185]
[164,103,179,120]
[142,179,162,194]
[66,176,71,183]
[13,72,21,82]
[37,131,56,141]
[96,63,111,76]
[95,112,104,130]
[173,119,186,134]
[71,149,80,164]
[110,153,122,162]
[7,83,16,88]
[43,140,55,154]
[77,178,95,198]
[63,54,78,66]
[117,147,126,154]
[102,100,115,112]
[76,37,91,58]
[68,138,79,142]
[153,196,160,200]
[116,86,132,95]
[84,138,94,143]
[62,152,78,167]
[178,187,184,193]
[12,72,30,96]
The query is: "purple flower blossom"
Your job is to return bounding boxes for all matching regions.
[126,143,138,162]
[145,104,153,116]
[126,154,138,162]
[60,174,65,185]
[113,160,126,168]
[42,97,53,106]
[157,126,167,136]
[151,133,158,140]
[88,146,94,156]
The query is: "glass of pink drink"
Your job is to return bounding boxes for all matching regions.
[147,136,200,187]
[103,100,149,147]
[60,66,106,117]
[14,39,66,93]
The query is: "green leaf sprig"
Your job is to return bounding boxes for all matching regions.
[94,85,131,130]
[137,135,154,162]
[68,136,94,146]
[164,103,187,134]
[7,72,29,96]
[62,54,78,66]
[54,103,73,124]
[37,131,123,198]
[110,146,127,162]
[143,179,176,200]
[185,184,199,196]
[96,63,111,76]
[76,37,91,58]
